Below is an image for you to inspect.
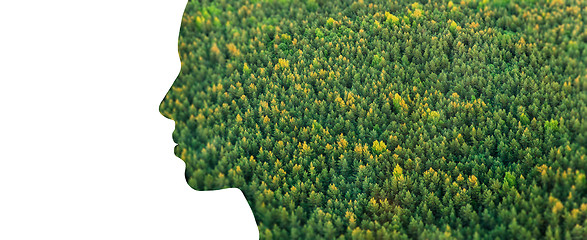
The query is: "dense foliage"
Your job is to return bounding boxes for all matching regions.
[160,0,586,238]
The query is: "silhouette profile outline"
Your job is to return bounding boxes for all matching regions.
[159,0,587,239]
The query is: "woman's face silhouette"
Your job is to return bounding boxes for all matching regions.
[158,3,248,191]
[158,2,298,193]
[157,1,586,239]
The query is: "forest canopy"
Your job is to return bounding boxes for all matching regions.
[160,0,586,239]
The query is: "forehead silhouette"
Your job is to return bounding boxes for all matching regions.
[160,0,587,238]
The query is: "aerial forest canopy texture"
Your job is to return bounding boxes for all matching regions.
[160,0,586,238]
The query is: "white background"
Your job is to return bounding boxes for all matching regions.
[0,1,258,239]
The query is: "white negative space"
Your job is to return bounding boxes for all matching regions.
[0,1,259,239]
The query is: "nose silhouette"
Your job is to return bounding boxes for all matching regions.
[159,73,188,122]
[159,89,173,121]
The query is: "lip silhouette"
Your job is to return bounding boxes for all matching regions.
[171,128,182,159]
[174,144,180,155]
